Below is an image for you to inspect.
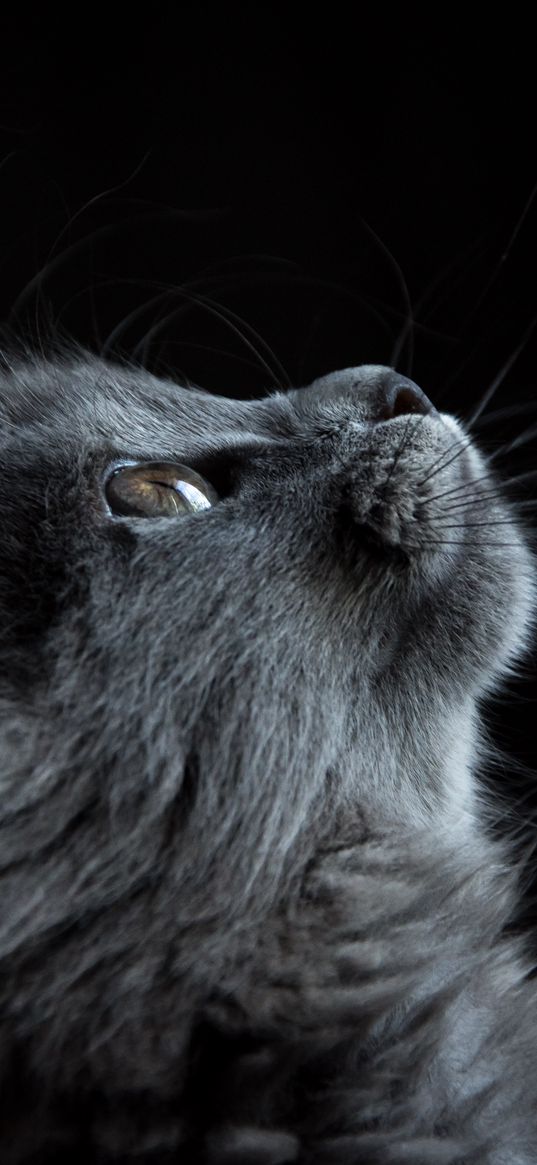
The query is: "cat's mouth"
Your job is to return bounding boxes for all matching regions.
[344,516,412,566]
[336,410,485,560]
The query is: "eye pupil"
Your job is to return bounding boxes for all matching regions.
[104,462,218,519]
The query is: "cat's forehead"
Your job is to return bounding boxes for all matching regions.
[0,356,269,448]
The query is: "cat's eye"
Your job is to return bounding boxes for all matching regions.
[104,461,219,519]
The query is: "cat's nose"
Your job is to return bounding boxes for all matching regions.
[307,366,437,423]
[372,369,436,422]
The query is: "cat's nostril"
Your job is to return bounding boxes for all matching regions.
[375,375,437,423]
[388,385,434,419]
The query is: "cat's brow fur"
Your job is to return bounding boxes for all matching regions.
[0,353,536,1163]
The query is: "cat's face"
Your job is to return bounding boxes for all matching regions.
[0,356,534,930]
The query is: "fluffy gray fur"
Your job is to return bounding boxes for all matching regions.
[0,355,536,1163]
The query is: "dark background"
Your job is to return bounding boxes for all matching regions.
[1,11,536,907]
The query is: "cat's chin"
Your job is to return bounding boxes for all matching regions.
[345,518,411,566]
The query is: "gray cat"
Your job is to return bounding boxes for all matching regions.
[0,355,536,1163]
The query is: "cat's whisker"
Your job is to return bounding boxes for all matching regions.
[437,179,537,400]
[417,437,475,487]
[470,401,537,429]
[392,240,486,389]
[432,519,529,529]
[154,339,272,376]
[40,153,153,273]
[100,287,173,357]
[79,269,290,388]
[434,493,537,517]
[9,206,163,327]
[432,493,509,515]
[509,498,537,511]
[378,413,426,498]
[424,472,502,505]
[80,274,238,358]
[9,196,220,334]
[408,539,523,547]
[464,314,537,430]
[493,467,537,490]
[489,423,537,461]
[425,472,537,512]
[131,288,291,388]
[463,178,537,365]
[349,217,414,376]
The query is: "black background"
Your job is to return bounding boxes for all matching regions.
[1,10,536,911]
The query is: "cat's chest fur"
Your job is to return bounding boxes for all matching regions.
[0,357,535,1163]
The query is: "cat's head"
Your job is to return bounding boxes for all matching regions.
[0,355,534,929]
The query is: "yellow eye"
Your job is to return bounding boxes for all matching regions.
[105,462,218,519]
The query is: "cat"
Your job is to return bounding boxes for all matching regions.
[0,352,536,1163]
